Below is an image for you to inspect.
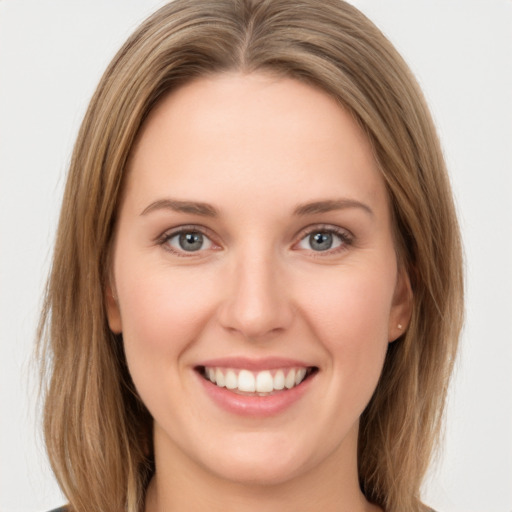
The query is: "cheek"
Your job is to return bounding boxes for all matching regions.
[114,262,224,428]
[303,264,394,335]
[115,262,218,369]
[299,265,394,391]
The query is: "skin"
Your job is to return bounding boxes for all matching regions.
[106,72,412,512]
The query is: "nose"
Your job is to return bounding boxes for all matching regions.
[217,250,294,340]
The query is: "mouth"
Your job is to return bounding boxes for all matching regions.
[196,366,318,396]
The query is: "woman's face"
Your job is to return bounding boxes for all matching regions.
[107,73,411,487]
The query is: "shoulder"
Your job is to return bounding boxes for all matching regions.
[45,507,68,512]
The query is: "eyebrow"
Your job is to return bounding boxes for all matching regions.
[140,199,218,217]
[140,197,373,218]
[293,199,374,217]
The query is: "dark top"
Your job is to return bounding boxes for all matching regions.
[46,504,438,511]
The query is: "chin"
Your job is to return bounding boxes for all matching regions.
[194,433,321,487]
[208,457,307,487]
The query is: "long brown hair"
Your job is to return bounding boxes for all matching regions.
[37,1,464,511]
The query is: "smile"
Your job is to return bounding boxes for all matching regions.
[198,366,317,395]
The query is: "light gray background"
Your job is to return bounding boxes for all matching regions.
[1,1,511,511]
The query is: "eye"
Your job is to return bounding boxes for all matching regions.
[163,229,215,254]
[296,228,351,253]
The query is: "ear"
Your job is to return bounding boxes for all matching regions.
[388,265,413,342]
[105,282,123,334]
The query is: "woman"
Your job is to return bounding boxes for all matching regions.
[37,1,464,511]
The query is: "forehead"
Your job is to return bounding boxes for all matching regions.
[124,72,387,216]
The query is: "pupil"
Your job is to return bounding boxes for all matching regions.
[179,232,203,251]
[310,232,332,251]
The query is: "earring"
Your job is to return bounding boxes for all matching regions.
[109,287,118,302]
[397,323,403,329]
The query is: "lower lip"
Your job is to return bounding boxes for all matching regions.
[196,372,315,417]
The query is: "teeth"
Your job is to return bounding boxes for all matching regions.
[285,369,296,389]
[238,370,256,392]
[215,368,225,387]
[225,369,237,390]
[295,368,307,385]
[203,366,311,394]
[274,370,285,390]
[256,371,273,393]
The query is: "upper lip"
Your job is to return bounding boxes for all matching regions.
[195,357,316,371]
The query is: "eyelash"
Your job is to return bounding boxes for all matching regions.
[157,224,354,257]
